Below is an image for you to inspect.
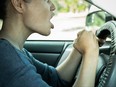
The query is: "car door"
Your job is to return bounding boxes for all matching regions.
[24,40,73,67]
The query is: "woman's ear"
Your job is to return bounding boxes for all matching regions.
[11,0,25,13]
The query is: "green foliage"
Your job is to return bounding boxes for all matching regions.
[51,0,89,13]
[86,12,105,27]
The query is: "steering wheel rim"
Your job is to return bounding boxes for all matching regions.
[96,21,116,55]
[96,21,116,87]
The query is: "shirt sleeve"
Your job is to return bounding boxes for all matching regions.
[7,65,52,87]
[0,40,52,87]
[24,49,70,87]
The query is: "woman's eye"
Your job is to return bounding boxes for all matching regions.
[45,0,49,2]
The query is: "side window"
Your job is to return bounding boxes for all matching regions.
[0,0,89,41]
[28,0,89,40]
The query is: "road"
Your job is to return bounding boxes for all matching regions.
[28,12,88,40]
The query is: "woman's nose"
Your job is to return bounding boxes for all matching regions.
[50,2,56,11]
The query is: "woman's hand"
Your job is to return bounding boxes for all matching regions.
[73,30,99,55]
[73,30,99,87]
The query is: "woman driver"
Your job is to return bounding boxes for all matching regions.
[0,0,99,87]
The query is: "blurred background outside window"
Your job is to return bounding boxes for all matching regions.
[28,0,90,40]
[0,0,90,40]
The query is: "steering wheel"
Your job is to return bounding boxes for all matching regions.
[96,21,116,87]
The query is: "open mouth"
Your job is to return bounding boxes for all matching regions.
[51,22,54,29]
[50,13,55,29]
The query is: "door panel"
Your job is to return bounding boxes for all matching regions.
[24,40,110,67]
[24,40,72,67]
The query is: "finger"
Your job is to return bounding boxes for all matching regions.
[77,30,85,37]
[73,43,82,54]
[97,38,106,47]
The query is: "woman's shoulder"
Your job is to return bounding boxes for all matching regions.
[0,39,15,53]
[0,39,20,63]
[0,38,13,51]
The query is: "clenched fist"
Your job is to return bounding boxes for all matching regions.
[73,30,99,55]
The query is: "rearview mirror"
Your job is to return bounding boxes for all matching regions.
[86,11,106,28]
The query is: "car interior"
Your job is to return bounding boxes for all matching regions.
[0,0,116,87]
[24,12,116,87]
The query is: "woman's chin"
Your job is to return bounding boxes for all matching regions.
[44,32,51,36]
[41,29,51,36]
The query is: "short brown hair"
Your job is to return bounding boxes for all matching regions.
[0,0,7,19]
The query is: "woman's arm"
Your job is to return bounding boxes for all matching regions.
[56,30,99,87]
[73,51,98,87]
[56,48,81,82]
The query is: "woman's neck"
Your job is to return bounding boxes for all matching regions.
[0,18,32,50]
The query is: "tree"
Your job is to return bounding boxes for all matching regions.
[52,0,89,13]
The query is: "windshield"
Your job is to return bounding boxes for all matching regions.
[86,0,116,18]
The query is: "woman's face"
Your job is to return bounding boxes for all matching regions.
[23,0,55,36]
